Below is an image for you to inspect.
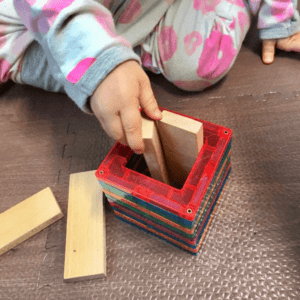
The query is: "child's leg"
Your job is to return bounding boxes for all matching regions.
[138,0,251,91]
[0,1,34,84]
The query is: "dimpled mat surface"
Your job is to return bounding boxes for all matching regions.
[1,26,300,299]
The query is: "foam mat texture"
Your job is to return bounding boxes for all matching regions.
[1,31,300,299]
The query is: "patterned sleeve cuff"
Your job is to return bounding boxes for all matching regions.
[65,45,141,113]
[21,42,141,114]
[259,16,300,40]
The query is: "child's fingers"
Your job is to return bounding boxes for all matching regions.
[139,74,162,120]
[262,39,276,64]
[90,97,125,143]
[97,113,126,144]
[120,105,144,154]
[104,115,125,140]
[277,31,300,52]
[117,136,128,146]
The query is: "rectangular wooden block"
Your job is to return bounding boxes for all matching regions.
[142,116,170,185]
[0,187,63,256]
[156,110,204,187]
[64,170,106,282]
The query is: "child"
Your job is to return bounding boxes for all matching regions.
[1,0,300,154]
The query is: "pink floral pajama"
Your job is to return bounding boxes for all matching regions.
[0,0,299,110]
[138,0,251,91]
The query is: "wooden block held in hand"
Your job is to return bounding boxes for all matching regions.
[142,116,170,185]
[0,187,63,256]
[156,110,203,187]
[64,171,106,282]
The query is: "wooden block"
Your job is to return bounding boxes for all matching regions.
[142,116,170,185]
[156,110,203,187]
[0,187,63,256]
[64,171,106,282]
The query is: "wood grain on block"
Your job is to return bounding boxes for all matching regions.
[142,116,170,185]
[0,187,63,256]
[64,171,106,282]
[156,110,203,186]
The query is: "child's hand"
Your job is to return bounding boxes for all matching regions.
[262,31,300,64]
[90,60,162,154]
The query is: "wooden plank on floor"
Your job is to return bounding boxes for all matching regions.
[0,187,63,256]
[156,110,203,187]
[64,170,106,282]
[142,116,170,185]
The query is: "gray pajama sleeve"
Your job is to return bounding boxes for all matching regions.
[21,41,141,113]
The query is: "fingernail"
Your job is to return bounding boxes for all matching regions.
[263,56,273,64]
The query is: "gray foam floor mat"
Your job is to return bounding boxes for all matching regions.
[1,44,300,299]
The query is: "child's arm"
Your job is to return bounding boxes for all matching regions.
[12,0,161,153]
[13,0,136,108]
[250,0,300,63]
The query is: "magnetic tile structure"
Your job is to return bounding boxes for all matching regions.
[96,109,232,254]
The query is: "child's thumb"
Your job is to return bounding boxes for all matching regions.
[139,76,162,120]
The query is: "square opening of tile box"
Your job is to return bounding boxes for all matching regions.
[125,153,185,190]
[96,109,232,254]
